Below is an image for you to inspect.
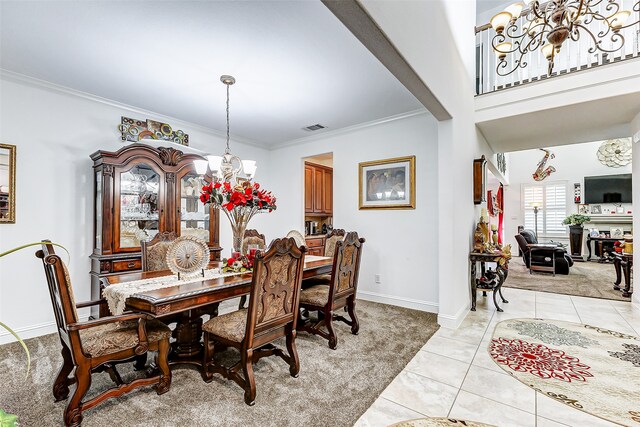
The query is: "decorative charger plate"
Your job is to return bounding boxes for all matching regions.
[166,236,210,277]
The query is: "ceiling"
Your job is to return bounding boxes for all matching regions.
[0,1,422,146]
[477,92,640,152]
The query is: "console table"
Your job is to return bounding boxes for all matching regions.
[586,236,627,263]
[613,253,633,297]
[469,252,509,312]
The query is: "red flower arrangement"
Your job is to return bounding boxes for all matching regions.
[200,179,277,255]
[200,180,276,212]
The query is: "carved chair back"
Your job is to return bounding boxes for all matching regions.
[36,242,78,349]
[324,229,346,257]
[141,231,178,271]
[244,237,306,348]
[285,230,306,247]
[242,229,266,254]
[327,232,365,308]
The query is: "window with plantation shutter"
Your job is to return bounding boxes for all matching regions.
[522,181,567,236]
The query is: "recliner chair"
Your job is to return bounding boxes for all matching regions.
[515,229,573,275]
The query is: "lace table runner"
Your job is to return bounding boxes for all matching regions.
[103,268,245,315]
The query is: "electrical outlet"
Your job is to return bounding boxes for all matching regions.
[375,274,381,283]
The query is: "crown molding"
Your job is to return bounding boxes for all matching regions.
[270,108,430,150]
[0,68,265,149]
[1,69,430,152]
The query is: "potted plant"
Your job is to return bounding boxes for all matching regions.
[562,214,591,259]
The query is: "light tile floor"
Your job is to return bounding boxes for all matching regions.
[354,287,640,427]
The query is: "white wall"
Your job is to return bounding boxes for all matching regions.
[265,112,440,311]
[360,0,500,328]
[0,74,271,343]
[504,141,633,251]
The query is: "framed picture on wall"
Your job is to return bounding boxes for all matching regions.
[578,204,590,214]
[359,156,416,210]
[591,204,602,214]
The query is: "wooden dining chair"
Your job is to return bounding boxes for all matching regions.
[141,231,178,271]
[238,229,267,309]
[323,228,346,257]
[201,237,306,405]
[36,241,172,427]
[286,229,306,247]
[242,229,266,254]
[298,232,365,349]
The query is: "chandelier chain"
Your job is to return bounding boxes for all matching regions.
[225,83,230,153]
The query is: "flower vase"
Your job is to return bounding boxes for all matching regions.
[231,221,248,255]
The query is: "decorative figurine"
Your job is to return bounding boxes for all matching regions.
[474,223,485,252]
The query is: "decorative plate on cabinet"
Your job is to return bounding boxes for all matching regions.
[166,236,210,277]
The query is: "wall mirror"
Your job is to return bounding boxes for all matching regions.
[0,143,16,223]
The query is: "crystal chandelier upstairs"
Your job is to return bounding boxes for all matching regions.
[193,75,257,184]
[490,0,640,76]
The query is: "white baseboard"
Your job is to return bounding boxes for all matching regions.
[358,291,439,313]
[0,317,89,345]
[437,303,469,329]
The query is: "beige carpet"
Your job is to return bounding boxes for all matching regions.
[0,300,438,427]
[504,258,631,301]
[490,318,640,426]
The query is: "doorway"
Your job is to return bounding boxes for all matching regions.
[303,153,333,256]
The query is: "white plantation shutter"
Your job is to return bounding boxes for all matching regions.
[522,182,567,236]
[523,186,543,230]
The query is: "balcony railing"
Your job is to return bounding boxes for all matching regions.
[475,1,640,95]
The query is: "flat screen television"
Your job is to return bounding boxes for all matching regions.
[584,173,632,204]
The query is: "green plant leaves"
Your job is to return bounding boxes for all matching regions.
[0,322,29,380]
[0,409,18,427]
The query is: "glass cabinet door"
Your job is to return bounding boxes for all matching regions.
[179,172,210,243]
[119,163,161,249]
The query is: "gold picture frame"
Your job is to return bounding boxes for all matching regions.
[359,156,415,210]
[0,143,16,223]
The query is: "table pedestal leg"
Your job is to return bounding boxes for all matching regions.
[170,310,204,366]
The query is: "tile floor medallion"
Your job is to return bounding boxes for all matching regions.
[355,288,638,427]
[491,318,640,426]
[390,418,495,427]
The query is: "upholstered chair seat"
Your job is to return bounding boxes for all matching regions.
[79,319,171,358]
[202,309,248,343]
[299,285,330,306]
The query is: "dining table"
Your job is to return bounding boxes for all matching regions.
[101,256,333,372]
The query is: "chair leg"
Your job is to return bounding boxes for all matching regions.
[202,332,214,383]
[238,296,247,310]
[324,309,338,350]
[133,353,148,371]
[286,330,300,378]
[242,349,256,406]
[64,365,91,427]
[156,338,171,395]
[347,297,360,335]
[53,345,74,402]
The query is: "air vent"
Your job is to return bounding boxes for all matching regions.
[303,124,326,132]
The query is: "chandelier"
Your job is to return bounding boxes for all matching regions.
[490,0,639,76]
[193,75,257,183]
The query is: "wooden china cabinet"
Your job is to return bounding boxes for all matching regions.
[90,143,221,317]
